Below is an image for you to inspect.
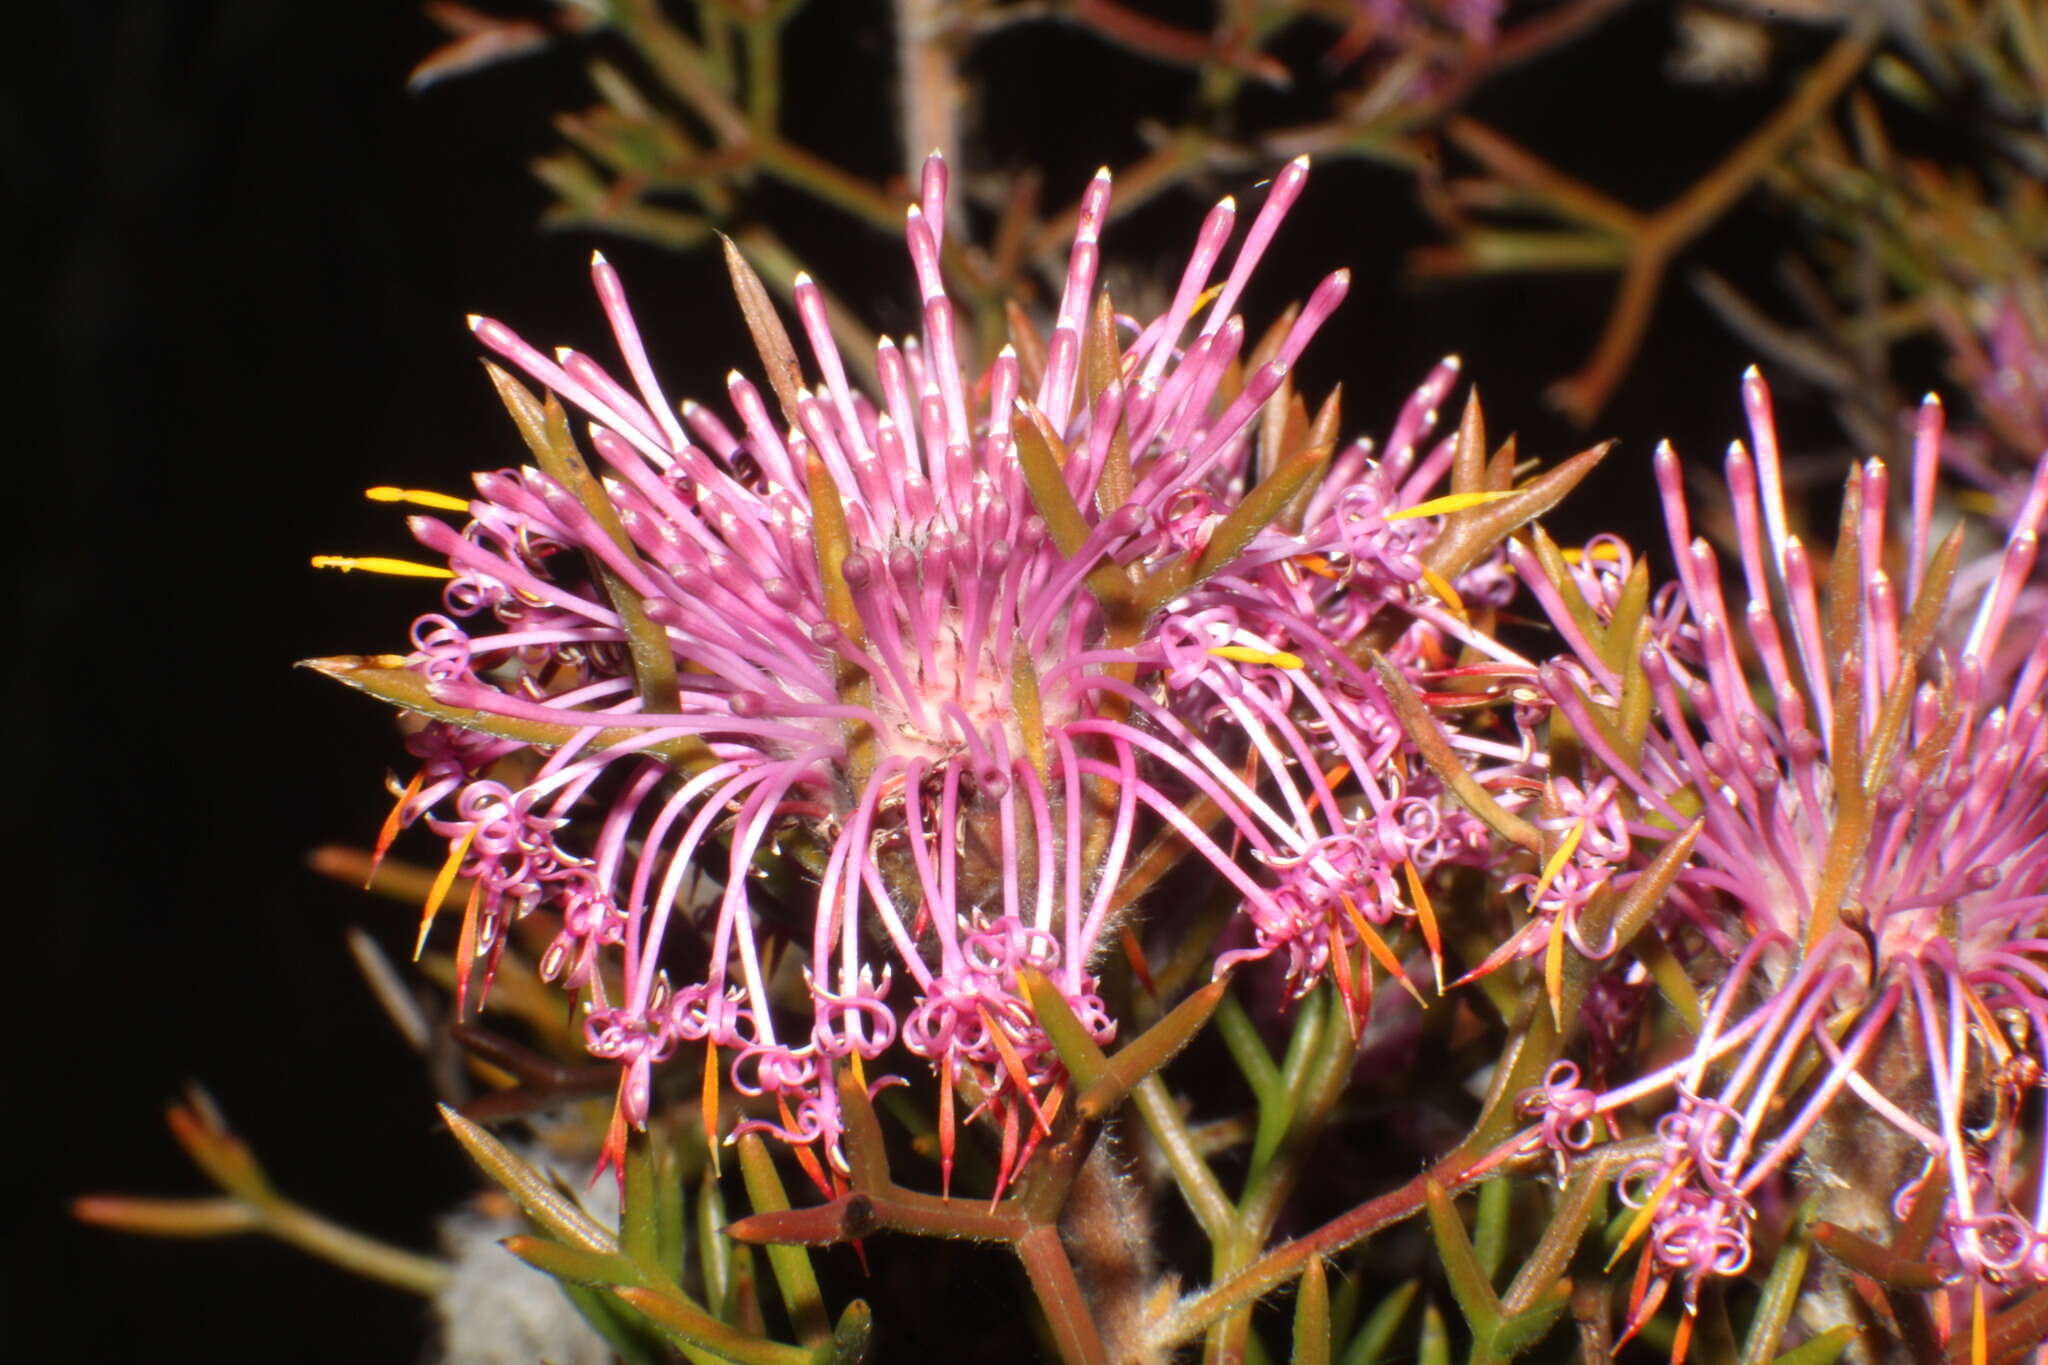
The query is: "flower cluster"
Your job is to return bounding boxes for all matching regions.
[1519,370,2048,1325]
[327,154,1527,1187]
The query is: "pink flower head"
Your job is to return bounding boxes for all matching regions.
[355,152,1501,1187]
[1524,369,2048,1309]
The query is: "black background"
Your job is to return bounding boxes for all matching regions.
[17,2,1858,1359]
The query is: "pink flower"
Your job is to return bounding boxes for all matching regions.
[1523,369,2048,1315]
[346,152,1506,1188]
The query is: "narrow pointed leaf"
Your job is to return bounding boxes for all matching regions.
[503,1233,641,1289]
[821,1299,873,1364]
[302,657,701,764]
[1503,1163,1607,1314]
[1739,1201,1817,1365]
[1484,1280,1572,1360]
[555,1279,679,1365]
[1339,1280,1418,1365]
[1294,1257,1331,1365]
[1370,652,1539,851]
[1012,400,1091,558]
[439,1104,615,1254]
[1419,1301,1451,1365]
[1811,1222,1945,1291]
[1423,443,1612,586]
[737,1134,831,1346]
[620,1127,662,1272]
[1947,1286,2048,1365]
[1771,1325,1859,1365]
[722,234,807,431]
[1473,1173,1511,1285]
[1078,977,1230,1120]
[699,1164,733,1315]
[611,1285,815,1365]
[1022,969,1110,1090]
[1424,1180,1501,1336]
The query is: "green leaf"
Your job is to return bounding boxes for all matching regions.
[1215,992,1284,1104]
[621,1127,663,1274]
[1739,1201,1816,1365]
[1419,1301,1452,1365]
[737,1134,831,1347]
[1502,1162,1607,1315]
[1473,1177,1511,1285]
[555,1279,678,1365]
[699,1164,734,1317]
[816,1299,872,1364]
[304,658,699,765]
[1811,1221,1945,1291]
[1481,1279,1571,1362]
[610,1285,814,1365]
[439,1105,614,1254]
[1078,977,1230,1120]
[1424,1180,1501,1339]
[503,1234,644,1290]
[1768,1325,1859,1365]
[657,1127,688,1285]
[1293,1258,1331,1365]
[1339,1280,1419,1365]
[1021,969,1110,1091]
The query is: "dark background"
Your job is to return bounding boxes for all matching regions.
[16,2,1855,1359]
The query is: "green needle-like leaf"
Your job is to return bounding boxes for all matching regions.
[700,1165,734,1318]
[1811,1222,1946,1291]
[304,657,700,766]
[1293,1258,1332,1365]
[621,1127,663,1273]
[1021,968,1111,1091]
[503,1234,639,1289]
[1419,1301,1452,1365]
[1502,1162,1608,1315]
[737,1135,831,1347]
[819,1299,873,1364]
[1473,1177,1511,1286]
[1768,1325,1859,1365]
[1370,652,1540,851]
[439,1105,614,1254]
[1482,1279,1571,1362]
[1424,1180,1501,1338]
[1339,1280,1419,1365]
[1739,1201,1816,1365]
[611,1285,815,1365]
[1077,977,1230,1120]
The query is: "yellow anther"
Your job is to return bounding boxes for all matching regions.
[1401,860,1445,995]
[414,825,476,960]
[1342,894,1428,1009]
[1209,644,1304,669]
[366,486,471,513]
[1545,908,1568,1031]
[1386,489,1520,521]
[1560,542,1625,565]
[311,555,454,580]
[1971,1281,1986,1365]
[1294,553,1341,580]
[1419,565,1467,620]
[1528,819,1588,912]
[1608,1160,1687,1271]
[702,1043,723,1174]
